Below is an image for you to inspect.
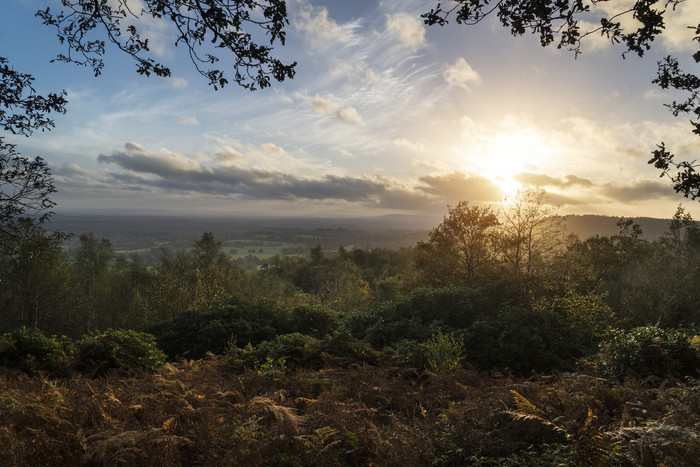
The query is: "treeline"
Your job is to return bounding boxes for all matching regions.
[1,189,700,378]
[0,225,410,337]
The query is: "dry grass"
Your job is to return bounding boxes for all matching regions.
[0,360,698,466]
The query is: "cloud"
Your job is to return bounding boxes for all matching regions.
[386,12,425,51]
[297,93,365,126]
[659,0,700,52]
[443,58,481,91]
[97,143,205,179]
[293,1,359,49]
[365,68,379,81]
[545,192,592,207]
[514,172,593,188]
[335,147,356,158]
[93,142,439,208]
[177,116,199,126]
[601,180,678,202]
[274,89,294,104]
[576,20,614,53]
[214,148,244,164]
[418,172,504,202]
[589,0,699,53]
[259,143,285,155]
[393,138,425,152]
[110,0,172,57]
[335,106,364,126]
[643,88,667,100]
[170,77,188,89]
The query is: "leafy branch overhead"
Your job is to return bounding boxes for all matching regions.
[0,57,67,137]
[0,58,65,236]
[424,0,700,200]
[0,142,57,238]
[35,0,296,90]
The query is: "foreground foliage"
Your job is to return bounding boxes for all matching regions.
[0,327,165,376]
[76,329,167,376]
[1,358,698,466]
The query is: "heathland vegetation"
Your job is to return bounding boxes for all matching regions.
[1,189,700,465]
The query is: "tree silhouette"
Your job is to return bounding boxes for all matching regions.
[0,58,67,242]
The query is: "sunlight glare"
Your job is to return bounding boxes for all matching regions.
[493,177,522,199]
[479,132,537,178]
[455,123,556,200]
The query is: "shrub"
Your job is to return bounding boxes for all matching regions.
[533,291,614,337]
[0,327,69,372]
[387,339,429,369]
[349,286,498,348]
[321,330,381,365]
[426,331,465,374]
[285,304,339,338]
[464,306,599,374]
[249,332,323,368]
[76,329,166,375]
[149,296,284,358]
[599,327,700,380]
[257,356,287,380]
[229,331,382,372]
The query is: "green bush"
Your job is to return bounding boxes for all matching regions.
[76,329,166,375]
[285,304,339,338]
[464,306,599,374]
[149,296,284,358]
[248,332,323,368]
[348,286,499,348]
[599,327,700,380]
[0,327,69,372]
[229,331,382,372]
[322,330,381,365]
[426,331,465,374]
[386,339,429,369]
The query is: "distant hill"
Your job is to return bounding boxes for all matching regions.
[47,213,680,258]
[564,215,674,241]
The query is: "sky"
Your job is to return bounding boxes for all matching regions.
[2,0,700,220]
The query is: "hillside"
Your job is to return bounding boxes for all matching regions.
[564,215,673,241]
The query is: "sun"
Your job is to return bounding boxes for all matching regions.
[456,126,554,199]
[493,177,522,198]
[480,132,537,177]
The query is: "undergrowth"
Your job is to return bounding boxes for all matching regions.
[0,359,698,466]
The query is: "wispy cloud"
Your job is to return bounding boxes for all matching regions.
[393,138,426,152]
[170,77,188,89]
[296,93,365,126]
[292,0,360,50]
[177,116,199,126]
[444,58,481,91]
[386,12,426,51]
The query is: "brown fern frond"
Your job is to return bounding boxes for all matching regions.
[510,389,541,415]
[578,408,613,467]
[249,396,306,433]
[504,410,571,440]
[83,428,194,465]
